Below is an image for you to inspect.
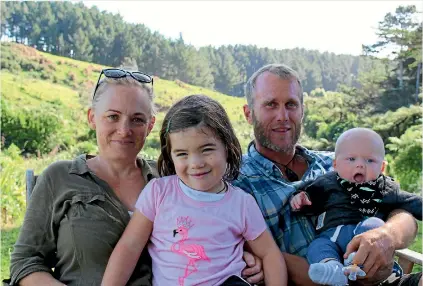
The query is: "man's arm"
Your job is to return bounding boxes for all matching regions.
[283,253,317,286]
[241,250,264,283]
[247,231,287,286]
[345,209,418,283]
[384,209,418,248]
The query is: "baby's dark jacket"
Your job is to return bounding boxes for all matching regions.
[291,171,422,234]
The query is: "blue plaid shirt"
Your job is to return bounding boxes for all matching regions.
[232,142,334,258]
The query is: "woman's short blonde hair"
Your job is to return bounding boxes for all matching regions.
[91,76,156,115]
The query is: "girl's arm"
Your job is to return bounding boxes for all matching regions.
[246,230,288,286]
[101,210,153,286]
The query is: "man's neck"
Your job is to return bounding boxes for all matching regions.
[254,141,296,166]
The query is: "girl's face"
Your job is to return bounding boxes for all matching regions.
[169,126,227,193]
[88,84,155,162]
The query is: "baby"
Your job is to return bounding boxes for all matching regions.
[290,127,422,285]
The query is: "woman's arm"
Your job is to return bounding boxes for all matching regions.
[247,230,288,286]
[10,165,61,285]
[19,272,66,286]
[101,210,153,286]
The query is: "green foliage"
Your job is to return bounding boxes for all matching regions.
[303,91,358,150]
[363,5,419,56]
[1,226,21,280]
[0,71,93,155]
[0,145,26,226]
[366,105,422,147]
[362,5,422,111]
[1,100,62,154]
[386,125,422,193]
[70,141,98,156]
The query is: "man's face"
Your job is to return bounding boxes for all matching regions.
[244,72,303,153]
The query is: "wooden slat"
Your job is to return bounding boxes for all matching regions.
[25,169,35,205]
[395,248,423,274]
[396,248,423,265]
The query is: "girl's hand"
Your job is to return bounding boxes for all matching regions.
[241,251,264,284]
[290,192,312,210]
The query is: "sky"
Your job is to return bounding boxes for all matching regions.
[82,1,422,57]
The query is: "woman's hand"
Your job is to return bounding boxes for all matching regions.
[241,251,264,284]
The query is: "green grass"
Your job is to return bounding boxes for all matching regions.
[1,227,20,280]
[1,72,81,108]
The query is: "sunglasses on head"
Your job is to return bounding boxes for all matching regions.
[92,68,154,98]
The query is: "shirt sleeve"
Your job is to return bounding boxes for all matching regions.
[381,177,422,220]
[242,193,268,241]
[135,178,161,222]
[10,164,58,285]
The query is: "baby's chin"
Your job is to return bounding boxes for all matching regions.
[337,173,379,184]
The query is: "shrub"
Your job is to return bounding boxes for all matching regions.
[0,145,26,226]
[1,100,62,154]
[387,125,423,193]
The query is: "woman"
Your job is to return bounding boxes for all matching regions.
[8,69,262,286]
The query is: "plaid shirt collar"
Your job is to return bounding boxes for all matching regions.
[245,141,325,179]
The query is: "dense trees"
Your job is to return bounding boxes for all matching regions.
[2,1,392,96]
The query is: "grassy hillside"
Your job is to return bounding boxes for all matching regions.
[1,42,252,158]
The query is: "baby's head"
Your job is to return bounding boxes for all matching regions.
[334,128,386,184]
[157,94,242,192]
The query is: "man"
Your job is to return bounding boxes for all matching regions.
[233,63,419,285]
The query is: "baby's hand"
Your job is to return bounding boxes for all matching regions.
[290,192,312,210]
[342,265,366,281]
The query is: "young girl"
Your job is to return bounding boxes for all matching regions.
[102,94,287,286]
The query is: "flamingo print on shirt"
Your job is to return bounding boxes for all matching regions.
[171,216,210,286]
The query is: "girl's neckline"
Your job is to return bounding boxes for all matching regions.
[175,176,232,205]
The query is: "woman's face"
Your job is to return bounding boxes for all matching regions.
[88,84,155,161]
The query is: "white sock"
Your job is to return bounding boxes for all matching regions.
[308,260,348,285]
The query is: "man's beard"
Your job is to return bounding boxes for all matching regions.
[252,112,301,153]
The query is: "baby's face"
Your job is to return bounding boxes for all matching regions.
[334,134,385,184]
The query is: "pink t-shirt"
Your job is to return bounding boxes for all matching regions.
[135,175,267,286]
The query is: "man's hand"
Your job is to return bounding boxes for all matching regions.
[241,251,264,284]
[344,226,395,279]
[290,192,312,210]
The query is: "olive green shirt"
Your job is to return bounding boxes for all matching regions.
[10,154,158,286]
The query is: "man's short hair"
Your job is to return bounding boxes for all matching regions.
[244,63,304,108]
